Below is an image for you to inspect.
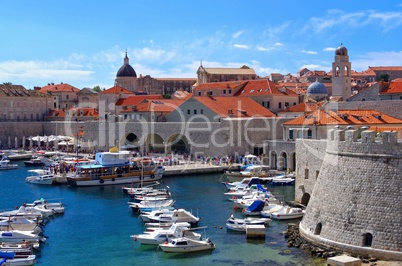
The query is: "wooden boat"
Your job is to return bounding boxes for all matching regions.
[66,151,165,187]
[158,237,215,253]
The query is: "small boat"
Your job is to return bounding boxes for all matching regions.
[24,199,65,214]
[23,156,44,167]
[224,183,268,197]
[143,208,200,225]
[131,223,201,245]
[268,206,305,220]
[144,222,191,231]
[242,200,269,216]
[158,237,215,253]
[0,157,18,170]
[0,230,46,244]
[0,216,42,233]
[25,169,55,185]
[0,251,36,266]
[226,214,271,232]
[128,199,175,213]
[225,165,271,182]
[269,175,295,185]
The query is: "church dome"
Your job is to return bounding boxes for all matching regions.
[307,80,328,94]
[335,44,348,56]
[116,52,137,77]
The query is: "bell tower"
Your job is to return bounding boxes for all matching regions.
[331,44,351,100]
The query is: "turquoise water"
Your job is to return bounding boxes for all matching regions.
[0,161,325,266]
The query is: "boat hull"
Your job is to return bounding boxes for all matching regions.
[67,173,163,187]
[159,243,215,253]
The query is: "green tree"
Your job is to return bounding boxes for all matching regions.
[377,74,389,82]
[2,82,12,85]
[93,85,102,92]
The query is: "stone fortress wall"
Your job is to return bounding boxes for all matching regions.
[298,129,402,260]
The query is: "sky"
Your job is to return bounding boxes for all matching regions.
[1,1,402,90]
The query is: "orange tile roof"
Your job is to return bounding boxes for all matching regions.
[368,126,402,132]
[39,83,80,93]
[369,66,402,71]
[47,109,66,117]
[380,78,402,94]
[279,102,323,113]
[99,86,134,95]
[194,96,276,118]
[116,94,163,106]
[135,99,185,112]
[234,80,298,96]
[194,81,248,91]
[68,107,99,117]
[284,109,402,126]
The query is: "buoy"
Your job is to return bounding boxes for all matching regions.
[164,241,168,244]
[234,205,238,210]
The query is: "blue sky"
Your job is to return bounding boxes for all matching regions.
[1,1,402,90]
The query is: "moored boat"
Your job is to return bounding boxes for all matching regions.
[268,206,305,220]
[0,157,18,170]
[225,165,272,182]
[25,170,55,185]
[66,150,165,187]
[158,237,215,253]
[0,251,36,266]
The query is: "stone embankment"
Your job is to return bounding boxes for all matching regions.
[283,223,394,264]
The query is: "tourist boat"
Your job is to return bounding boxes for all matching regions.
[0,157,18,170]
[0,251,36,266]
[66,150,165,187]
[158,237,215,253]
[268,206,305,220]
[25,169,55,185]
[132,223,201,245]
[226,214,271,232]
[225,165,272,182]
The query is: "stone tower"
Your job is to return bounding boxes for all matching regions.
[331,44,351,100]
[299,129,402,260]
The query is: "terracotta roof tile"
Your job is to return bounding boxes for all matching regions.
[194,96,276,118]
[116,94,163,106]
[380,78,402,94]
[193,81,247,91]
[279,102,323,113]
[99,86,134,95]
[40,83,80,93]
[135,99,185,112]
[234,80,298,96]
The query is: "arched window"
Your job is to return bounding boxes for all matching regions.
[314,223,322,235]
[362,233,373,247]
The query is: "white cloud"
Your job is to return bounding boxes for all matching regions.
[323,47,336,52]
[233,44,249,49]
[232,30,245,38]
[301,50,318,55]
[274,42,284,46]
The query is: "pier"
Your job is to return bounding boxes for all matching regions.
[163,163,228,176]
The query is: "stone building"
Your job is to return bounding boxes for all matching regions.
[196,64,257,85]
[298,129,402,260]
[38,82,80,110]
[77,87,98,109]
[331,44,352,100]
[0,84,54,122]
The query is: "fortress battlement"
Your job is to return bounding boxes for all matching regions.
[326,129,402,158]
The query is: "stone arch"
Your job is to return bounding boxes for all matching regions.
[270,151,277,169]
[145,133,165,154]
[167,134,189,154]
[122,133,140,150]
[362,233,373,247]
[314,222,322,235]
[278,151,288,170]
[301,193,311,206]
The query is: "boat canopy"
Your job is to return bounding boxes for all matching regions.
[246,200,265,212]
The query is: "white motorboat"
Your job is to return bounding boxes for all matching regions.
[24,199,65,214]
[132,223,201,245]
[128,199,175,213]
[225,165,271,182]
[268,206,305,220]
[158,237,215,253]
[224,183,268,197]
[121,181,160,194]
[144,222,191,231]
[23,156,44,167]
[0,157,18,170]
[144,208,200,225]
[25,169,55,185]
[0,216,41,233]
[0,230,46,244]
[260,204,285,218]
[0,205,47,220]
[226,214,271,232]
[269,175,295,185]
[0,252,36,266]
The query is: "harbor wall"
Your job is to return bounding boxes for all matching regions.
[298,129,402,260]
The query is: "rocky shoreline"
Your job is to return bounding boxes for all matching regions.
[283,223,386,264]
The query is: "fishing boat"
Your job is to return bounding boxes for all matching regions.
[158,237,215,253]
[66,150,165,187]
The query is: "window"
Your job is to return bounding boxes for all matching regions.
[223,90,226,94]
[305,169,309,179]
[194,110,197,115]
[187,109,190,115]
[316,170,320,179]
[362,233,373,247]
[285,102,289,107]
[308,129,312,139]
[228,89,232,94]
[66,95,69,100]
[198,92,201,96]
[293,102,296,106]
[200,109,204,114]
[314,223,322,235]
[289,130,294,140]
[278,102,282,109]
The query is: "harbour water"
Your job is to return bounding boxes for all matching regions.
[0,161,326,266]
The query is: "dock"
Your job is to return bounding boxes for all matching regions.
[163,163,228,176]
